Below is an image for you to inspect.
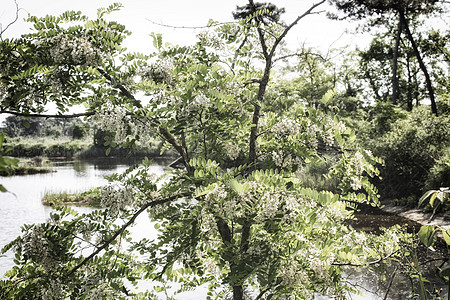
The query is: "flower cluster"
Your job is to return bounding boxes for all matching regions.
[279,260,307,287]
[197,30,225,50]
[271,117,301,136]
[350,151,365,175]
[271,149,301,168]
[223,141,241,160]
[140,58,174,85]
[50,33,98,66]
[184,92,213,115]
[95,101,129,143]
[100,185,136,216]
[16,224,58,271]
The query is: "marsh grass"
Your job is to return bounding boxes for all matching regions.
[42,187,102,207]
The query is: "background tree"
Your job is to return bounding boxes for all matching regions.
[328,0,447,115]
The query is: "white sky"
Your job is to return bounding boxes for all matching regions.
[0,0,370,53]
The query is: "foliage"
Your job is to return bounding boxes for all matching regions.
[0,133,19,191]
[369,107,450,200]
[5,137,90,158]
[0,2,410,299]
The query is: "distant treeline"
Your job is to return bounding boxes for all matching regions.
[0,116,168,158]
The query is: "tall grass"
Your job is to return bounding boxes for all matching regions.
[42,187,102,207]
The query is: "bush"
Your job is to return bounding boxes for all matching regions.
[425,147,450,190]
[372,107,450,200]
[72,124,85,139]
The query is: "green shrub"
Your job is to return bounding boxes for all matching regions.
[372,107,450,200]
[425,147,450,190]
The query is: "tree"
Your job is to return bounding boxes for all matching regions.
[328,0,446,115]
[1,2,406,299]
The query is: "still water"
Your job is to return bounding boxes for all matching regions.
[0,158,447,299]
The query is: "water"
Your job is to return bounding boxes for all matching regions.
[0,158,448,299]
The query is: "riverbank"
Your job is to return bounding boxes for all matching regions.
[349,201,450,234]
[4,137,168,158]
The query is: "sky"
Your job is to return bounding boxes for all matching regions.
[0,0,371,54]
[0,0,372,122]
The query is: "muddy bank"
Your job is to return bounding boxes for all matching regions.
[348,201,450,234]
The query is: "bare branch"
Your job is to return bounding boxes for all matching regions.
[0,0,24,41]
[270,0,326,58]
[145,18,235,30]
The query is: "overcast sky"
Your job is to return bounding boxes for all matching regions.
[1,0,370,53]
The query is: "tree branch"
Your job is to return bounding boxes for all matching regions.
[66,193,189,277]
[0,110,94,119]
[0,0,23,41]
[145,18,235,30]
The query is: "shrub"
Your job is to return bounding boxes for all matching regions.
[373,107,450,199]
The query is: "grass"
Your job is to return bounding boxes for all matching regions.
[0,157,54,176]
[42,187,102,207]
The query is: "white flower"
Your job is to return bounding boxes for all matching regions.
[350,151,365,175]
[271,117,301,136]
[197,30,224,50]
[50,33,98,66]
[223,142,241,160]
[94,101,129,143]
[350,176,362,190]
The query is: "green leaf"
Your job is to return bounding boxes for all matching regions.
[230,179,243,194]
[440,265,450,278]
[443,230,450,246]
[418,190,436,207]
[429,192,438,207]
[0,184,7,193]
[22,120,30,129]
[418,225,436,248]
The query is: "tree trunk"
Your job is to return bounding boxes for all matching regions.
[406,53,413,111]
[233,285,244,300]
[399,10,438,116]
[391,19,402,105]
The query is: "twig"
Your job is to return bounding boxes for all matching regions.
[0,0,24,40]
[383,265,398,300]
[145,18,235,30]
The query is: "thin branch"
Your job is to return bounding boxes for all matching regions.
[0,110,94,119]
[248,0,269,59]
[333,249,400,267]
[96,68,141,108]
[383,265,398,300]
[0,0,23,41]
[66,193,189,277]
[270,0,326,59]
[145,18,235,30]
[273,50,327,63]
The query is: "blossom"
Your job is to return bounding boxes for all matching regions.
[140,58,174,84]
[350,151,365,175]
[50,33,98,66]
[197,30,225,50]
[271,117,301,136]
[94,101,129,143]
[223,141,241,160]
